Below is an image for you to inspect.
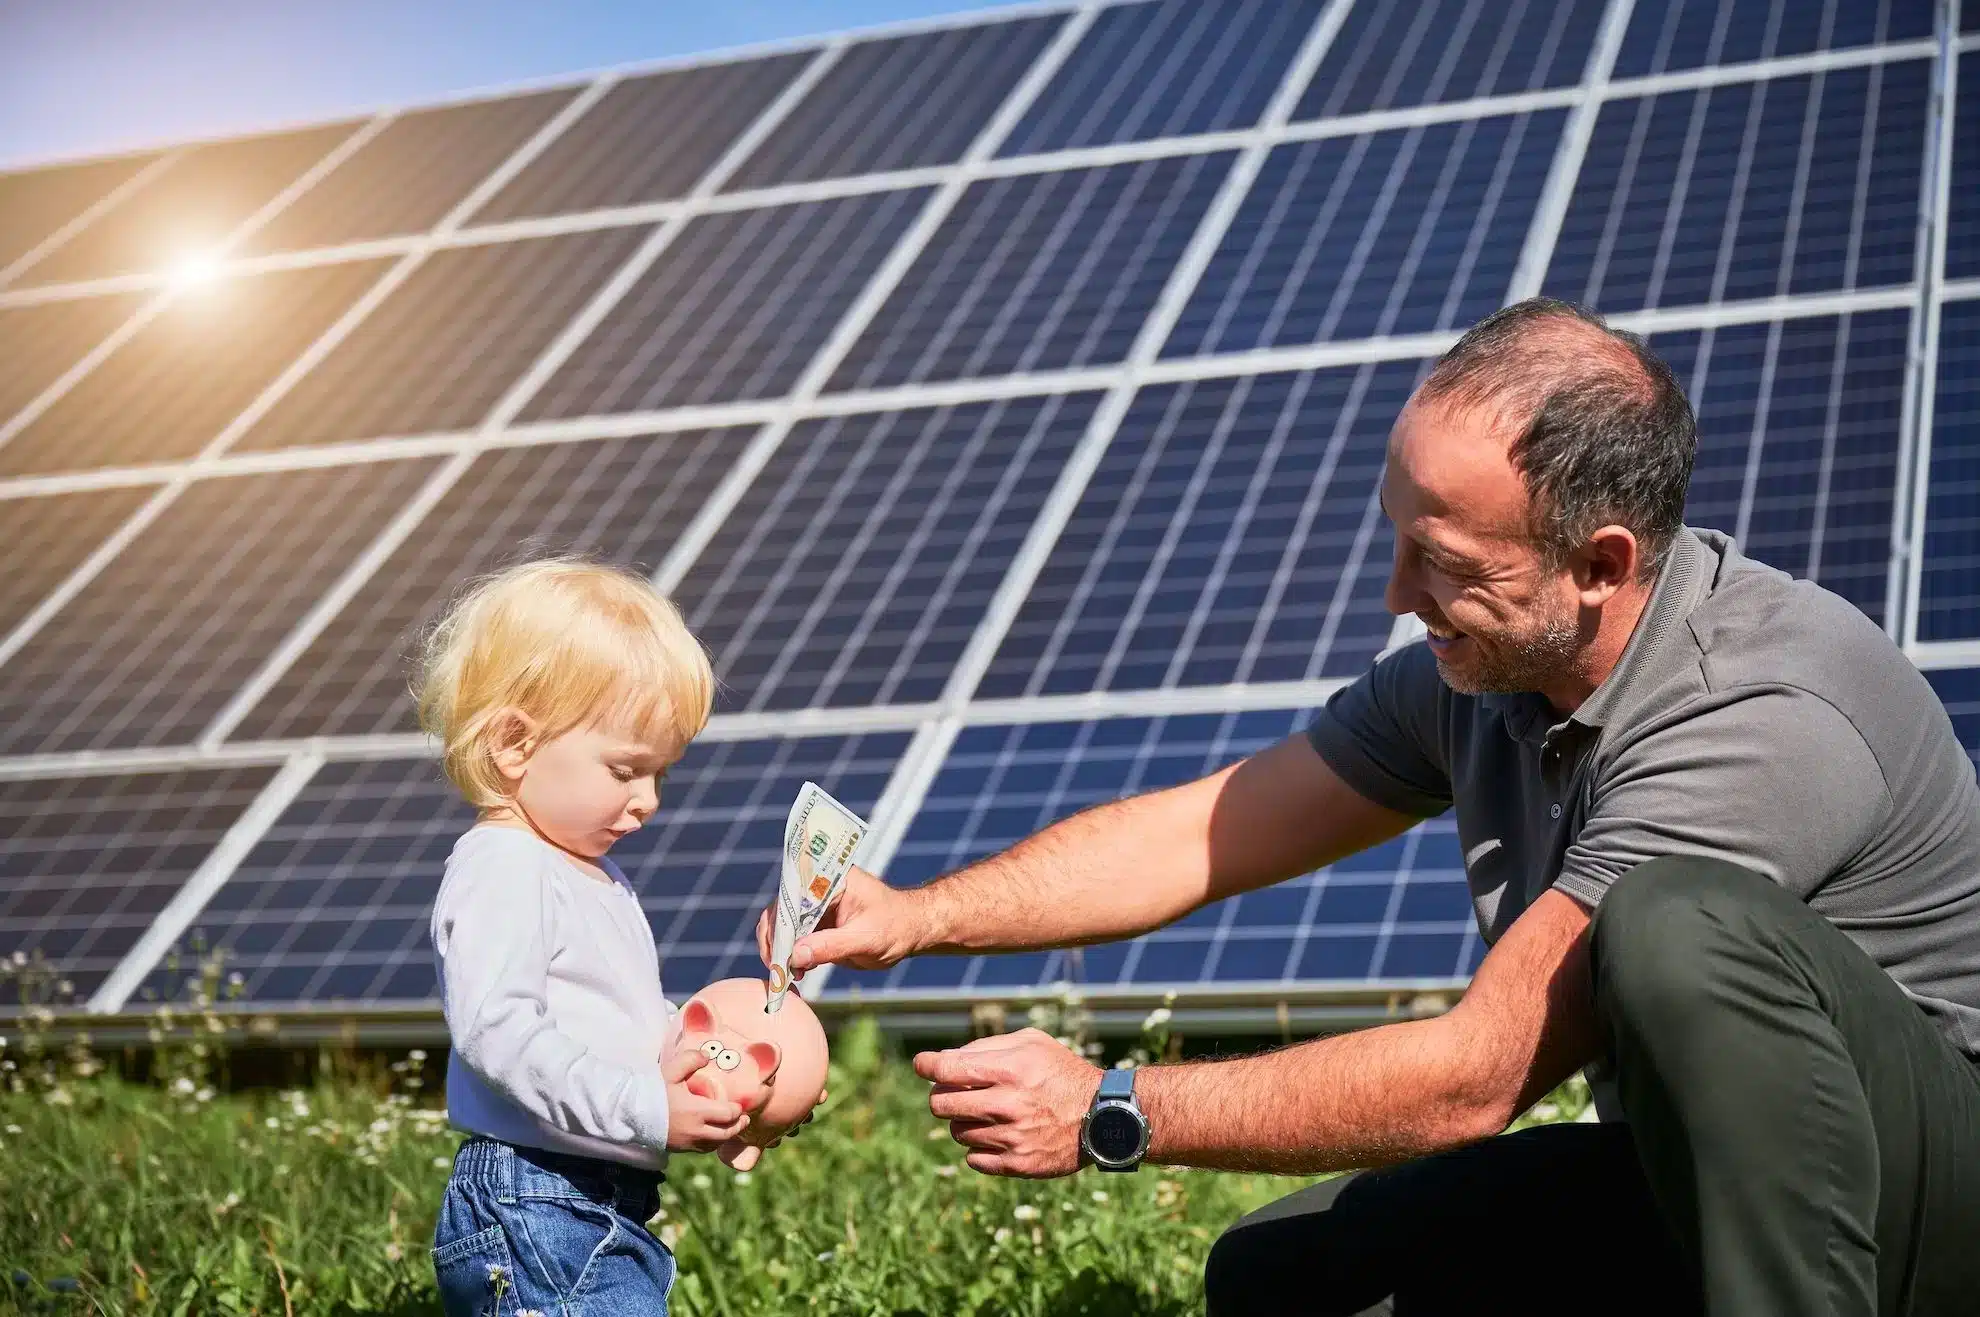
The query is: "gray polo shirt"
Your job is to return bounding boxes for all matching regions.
[1309,526,1980,1063]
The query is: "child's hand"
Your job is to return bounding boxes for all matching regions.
[717,1139,762,1172]
[662,1048,749,1152]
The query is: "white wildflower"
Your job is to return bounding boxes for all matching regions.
[384,1242,403,1262]
[933,1164,957,1178]
[1141,1006,1172,1031]
[732,1171,752,1186]
[1013,1203,1040,1222]
[4,1125,20,1135]
[56,980,73,997]
[227,972,244,988]
[265,1116,281,1129]
[171,1077,195,1096]
[993,1227,1012,1245]
[44,1087,73,1107]
[925,1126,945,1140]
[485,1263,507,1282]
[433,1156,451,1168]
[658,1223,680,1248]
[816,1250,836,1264]
[690,1173,712,1191]
[408,1048,426,1062]
[195,1087,214,1103]
[1091,1190,1108,1202]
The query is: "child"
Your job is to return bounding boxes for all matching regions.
[419,557,765,1316]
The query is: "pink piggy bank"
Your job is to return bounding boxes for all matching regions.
[675,977,829,1148]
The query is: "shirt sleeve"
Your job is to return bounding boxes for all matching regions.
[433,846,672,1150]
[1554,685,1891,908]
[1306,641,1454,817]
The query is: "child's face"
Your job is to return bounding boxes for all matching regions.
[503,720,682,858]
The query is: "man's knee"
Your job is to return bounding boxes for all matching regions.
[1205,1174,1381,1317]
[1590,856,1782,1034]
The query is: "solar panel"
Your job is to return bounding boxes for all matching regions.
[1949,52,1978,282]
[0,460,439,757]
[721,16,1065,190]
[15,123,362,287]
[1293,0,1604,119]
[0,486,154,639]
[0,766,276,1007]
[1651,308,1910,624]
[1918,297,1980,642]
[1162,111,1566,357]
[1545,61,1929,312]
[231,429,750,741]
[241,89,577,253]
[238,228,646,449]
[470,54,815,221]
[153,731,905,1008]
[2,260,393,476]
[677,392,1103,713]
[1612,0,1932,79]
[0,153,161,276]
[976,361,1419,700]
[830,710,1477,997]
[828,153,1233,392]
[0,292,145,431]
[521,190,931,417]
[995,0,1324,155]
[1927,669,1980,772]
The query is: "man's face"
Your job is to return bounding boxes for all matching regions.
[1381,396,1583,696]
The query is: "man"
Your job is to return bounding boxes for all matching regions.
[759,299,1980,1314]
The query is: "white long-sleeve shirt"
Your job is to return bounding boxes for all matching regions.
[431,825,679,1170]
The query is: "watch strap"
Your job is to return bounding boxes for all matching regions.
[1096,1067,1136,1101]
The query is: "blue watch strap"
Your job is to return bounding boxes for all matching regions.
[1097,1067,1136,1100]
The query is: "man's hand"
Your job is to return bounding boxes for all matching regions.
[755,865,924,977]
[914,1028,1103,1178]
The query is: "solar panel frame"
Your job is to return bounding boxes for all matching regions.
[0,459,441,757]
[1292,0,1605,120]
[0,765,277,1010]
[996,0,1326,156]
[720,15,1066,191]
[230,428,753,742]
[1,260,396,476]
[1544,60,1930,313]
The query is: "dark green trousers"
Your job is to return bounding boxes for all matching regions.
[1204,858,1980,1316]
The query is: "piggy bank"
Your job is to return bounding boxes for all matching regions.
[675,977,829,1147]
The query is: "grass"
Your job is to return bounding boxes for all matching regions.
[0,989,1593,1316]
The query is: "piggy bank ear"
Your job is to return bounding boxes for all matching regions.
[745,1040,781,1081]
[681,999,715,1035]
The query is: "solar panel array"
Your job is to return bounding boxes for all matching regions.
[1,0,1974,1024]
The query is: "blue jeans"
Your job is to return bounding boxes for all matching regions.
[432,1135,674,1316]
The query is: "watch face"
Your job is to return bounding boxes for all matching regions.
[1087,1104,1144,1164]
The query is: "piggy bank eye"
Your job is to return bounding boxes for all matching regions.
[715,1049,741,1071]
[699,1039,723,1059]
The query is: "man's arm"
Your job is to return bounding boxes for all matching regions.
[916,888,1598,1177]
[766,734,1420,972]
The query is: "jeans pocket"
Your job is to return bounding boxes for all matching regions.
[509,1193,621,1301]
[431,1223,522,1317]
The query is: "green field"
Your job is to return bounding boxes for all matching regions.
[0,998,1590,1316]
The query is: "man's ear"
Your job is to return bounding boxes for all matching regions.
[1572,525,1640,605]
[488,708,541,785]
[681,999,715,1036]
[745,1040,781,1081]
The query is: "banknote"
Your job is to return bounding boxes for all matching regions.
[765,781,870,1013]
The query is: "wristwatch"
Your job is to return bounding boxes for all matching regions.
[1080,1067,1151,1172]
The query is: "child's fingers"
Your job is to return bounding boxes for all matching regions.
[663,1047,711,1083]
[718,1140,762,1171]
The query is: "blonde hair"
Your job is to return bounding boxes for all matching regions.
[415,557,716,808]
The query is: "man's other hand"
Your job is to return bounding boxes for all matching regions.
[915,1028,1103,1179]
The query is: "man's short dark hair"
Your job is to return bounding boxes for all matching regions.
[1416,297,1696,581]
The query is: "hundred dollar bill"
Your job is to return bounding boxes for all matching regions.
[765,781,870,1013]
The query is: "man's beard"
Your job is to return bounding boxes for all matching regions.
[1429,609,1581,696]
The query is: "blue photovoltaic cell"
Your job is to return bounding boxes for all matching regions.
[1162,111,1566,358]
[1613,0,1933,79]
[1926,669,1980,772]
[0,459,439,757]
[1649,309,1909,625]
[722,16,1064,191]
[522,189,931,417]
[975,362,1424,700]
[1294,0,1604,119]
[232,430,750,742]
[1949,53,1979,282]
[677,393,1101,713]
[0,487,154,641]
[996,0,1325,156]
[1,766,276,1008]
[160,734,906,1007]
[829,711,1479,997]
[1919,299,1980,642]
[1545,62,1928,313]
[471,54,814,220]
[829,154,1233,393]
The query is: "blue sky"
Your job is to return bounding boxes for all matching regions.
[1,0,1009,168]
